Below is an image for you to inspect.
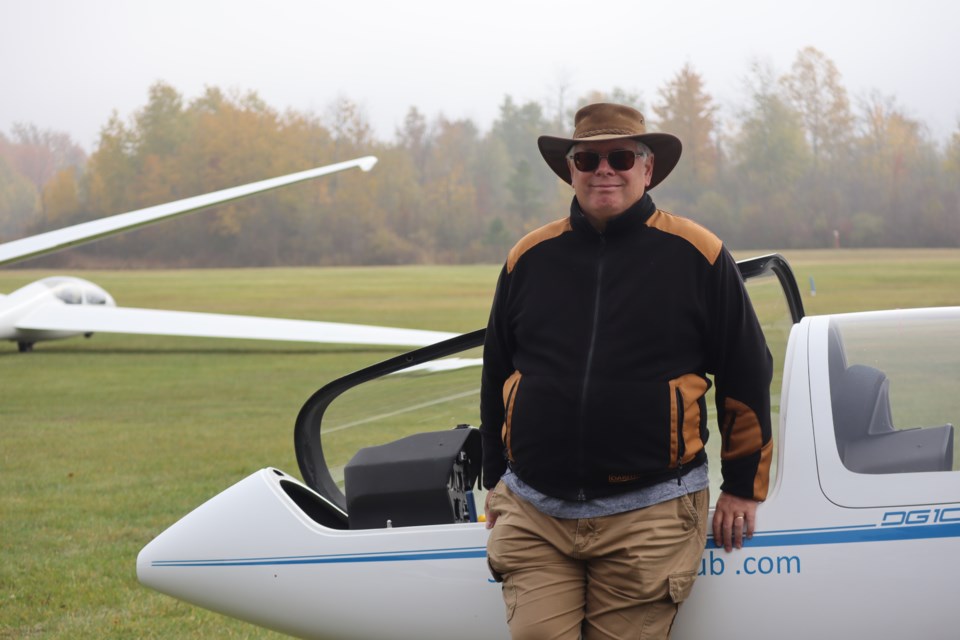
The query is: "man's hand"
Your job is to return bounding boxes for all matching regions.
[713,491,759,552]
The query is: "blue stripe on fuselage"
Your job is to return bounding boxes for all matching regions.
[712,521,960,548]
[152,522,960,568]
[152,546,488,567]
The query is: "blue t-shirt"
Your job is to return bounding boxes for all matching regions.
[501,463,709,519]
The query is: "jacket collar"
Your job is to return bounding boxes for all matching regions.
[570,192,656,237]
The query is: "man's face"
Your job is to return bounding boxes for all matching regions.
[568,139,653,228]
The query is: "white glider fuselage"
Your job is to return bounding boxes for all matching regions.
[0,276,116,346]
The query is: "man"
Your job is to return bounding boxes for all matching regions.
[480,103,772,639]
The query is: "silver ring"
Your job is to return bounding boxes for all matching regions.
[734,514,745,520]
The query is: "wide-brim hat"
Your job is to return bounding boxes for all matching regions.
[538,103,682,189]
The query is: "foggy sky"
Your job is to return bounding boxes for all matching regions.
[2,0,957,152]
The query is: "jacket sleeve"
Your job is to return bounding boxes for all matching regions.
[708,247,774,501]
[479,264,514,490]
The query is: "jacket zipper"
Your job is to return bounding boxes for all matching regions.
[675,387,686,485]
[577,235,606,500]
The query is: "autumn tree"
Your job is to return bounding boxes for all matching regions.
[41,167,83,229]
[134,82,188,161]
[944,123,960,246]
[472,130,514,257]
[276,109,341,263]
[778,47,857,243]
[0,124,86,234]
[781,47,853,171]
[83,83,195,264]
[396,106,430,184]
[319,96,403,264]
[81,83,342,265]
[84,112,138,219]
[489,97,557,229]
[947,123,960,179]
[326,96,374,158]
[854,92,943,246]
[83,83,194,262]
[729,60,811,247]
[652,64,719,196]
[6,123,86,194]
[420,117,482,261]
[0,134,39,238]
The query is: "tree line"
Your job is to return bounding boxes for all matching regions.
[2,47,959,268]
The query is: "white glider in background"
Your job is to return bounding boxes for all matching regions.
[0,156,457,352]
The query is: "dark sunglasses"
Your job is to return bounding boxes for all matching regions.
[569,149,647,172]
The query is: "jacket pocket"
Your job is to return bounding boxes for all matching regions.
[669,374,711,468]
[501,371,521,462]
[674,386,686,469]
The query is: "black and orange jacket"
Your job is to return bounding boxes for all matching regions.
[480,194,773,502]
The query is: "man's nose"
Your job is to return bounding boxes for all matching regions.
[595,157,615,172]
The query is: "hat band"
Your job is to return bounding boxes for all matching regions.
[576,128,643,138]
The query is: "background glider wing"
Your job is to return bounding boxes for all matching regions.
[0,156,378,267]
[15,304,457,348]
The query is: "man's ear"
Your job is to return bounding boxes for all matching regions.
[644,154,655,187]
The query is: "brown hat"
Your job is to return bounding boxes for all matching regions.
[538,103,682,189]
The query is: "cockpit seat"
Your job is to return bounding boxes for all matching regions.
[832,363,954,474]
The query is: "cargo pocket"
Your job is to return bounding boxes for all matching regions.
[668,571,697,604]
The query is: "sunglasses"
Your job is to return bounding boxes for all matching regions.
[569,149,647,172]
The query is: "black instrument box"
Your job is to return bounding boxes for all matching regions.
[344,426,481,529]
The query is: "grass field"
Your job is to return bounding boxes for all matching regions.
[2,249,960,639]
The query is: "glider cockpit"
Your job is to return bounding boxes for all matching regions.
[3,276,114,307]
[42,276,115,307]
[828,316,954,475]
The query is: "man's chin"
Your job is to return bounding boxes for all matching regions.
[584,199,627,217]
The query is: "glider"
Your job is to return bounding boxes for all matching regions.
[138,254,960,639]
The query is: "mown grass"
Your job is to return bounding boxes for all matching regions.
[2,250,959,639]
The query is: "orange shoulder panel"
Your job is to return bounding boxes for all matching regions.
[646,210,722,265]
[507,217,572,273]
